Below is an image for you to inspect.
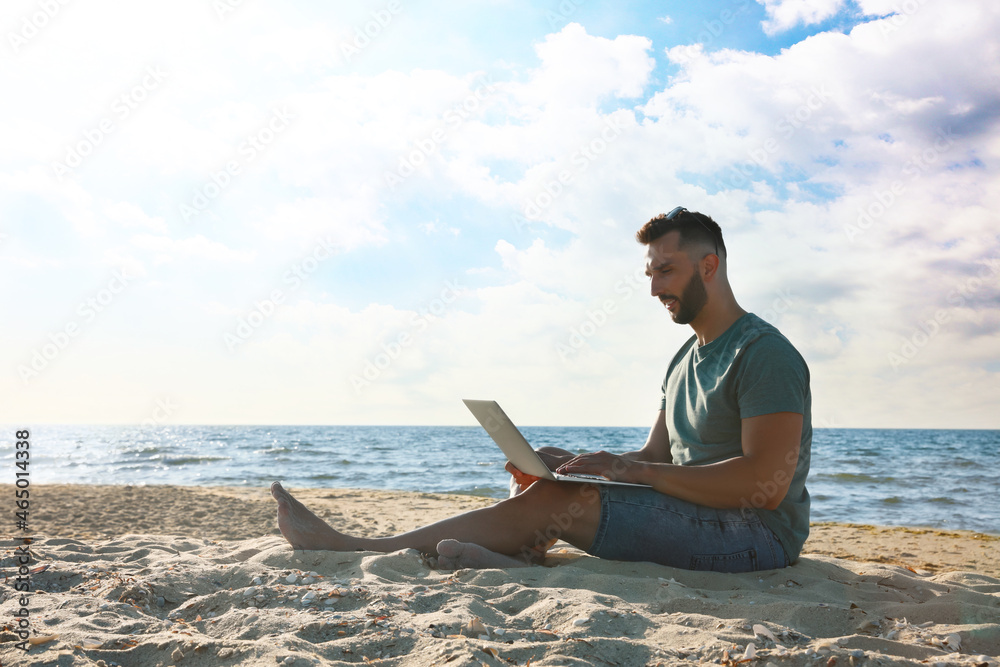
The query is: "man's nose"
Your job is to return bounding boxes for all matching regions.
[649,276,660,297]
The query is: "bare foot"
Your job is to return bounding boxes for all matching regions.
[435,539,534,570]
[271,482,359,551]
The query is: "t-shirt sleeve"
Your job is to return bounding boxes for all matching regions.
[735,333,810,419]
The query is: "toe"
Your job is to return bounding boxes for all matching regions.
[436,555,458,571]
[270,482,290,502]
[436,539,462,558]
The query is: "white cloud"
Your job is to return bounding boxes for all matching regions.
[635,0,1000,427]
[853,0,911,15]
[419,221,460,236]
[255,196,387,250]
[104,201,168,233]
[516,23,656,107]
[443,1,1000,427]
[3,3,998,428]
[756,0,847,35]
[129,234,257,265]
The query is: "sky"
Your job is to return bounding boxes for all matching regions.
[2,0,998,429]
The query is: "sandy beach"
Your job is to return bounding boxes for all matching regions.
[2,484,998,666]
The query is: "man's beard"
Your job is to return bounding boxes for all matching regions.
[666,270,708,325]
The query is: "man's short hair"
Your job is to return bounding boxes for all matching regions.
[635,209,726,258]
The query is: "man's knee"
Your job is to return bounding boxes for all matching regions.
[517,481,600,525]
[515,481,601,553]
[518,478,569,502]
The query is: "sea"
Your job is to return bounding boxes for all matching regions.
[6,425,998,535]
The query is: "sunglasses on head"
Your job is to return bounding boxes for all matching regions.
[665,206,719,257]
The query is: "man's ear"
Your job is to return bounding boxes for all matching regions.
[702,253,720,281]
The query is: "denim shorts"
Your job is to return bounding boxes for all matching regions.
[586,485,789,572]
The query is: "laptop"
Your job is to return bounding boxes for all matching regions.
[463,399,650,488]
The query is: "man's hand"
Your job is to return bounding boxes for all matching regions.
[505,449,575,489]
[556,450,643,483]
[504,461,541,488]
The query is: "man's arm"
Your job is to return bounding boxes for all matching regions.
[506,412,670,489]
[621,410,672,463]
[508,409,671,488]
[559,411,801,511]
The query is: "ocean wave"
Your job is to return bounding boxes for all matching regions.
[304,473,347,481]
[21,424,1000,534]
[253,446,301,454]
[816,472,896,483]
[163,456,231,466]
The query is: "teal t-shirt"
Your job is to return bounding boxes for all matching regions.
[660,312,812,561]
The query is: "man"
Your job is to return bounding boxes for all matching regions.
[272,207,811,572]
